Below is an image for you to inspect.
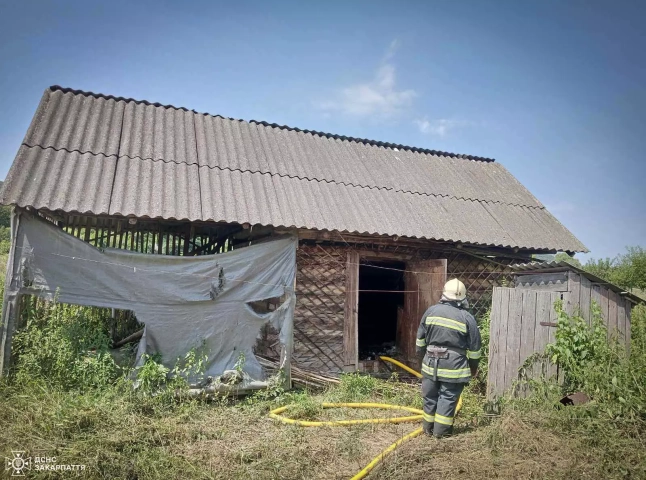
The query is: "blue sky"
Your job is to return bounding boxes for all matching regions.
[0,0,643,260]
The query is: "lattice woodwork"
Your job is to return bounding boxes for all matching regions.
[293,245,346,373]
[437,251,516,320]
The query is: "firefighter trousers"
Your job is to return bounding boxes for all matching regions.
[421,377,465,437]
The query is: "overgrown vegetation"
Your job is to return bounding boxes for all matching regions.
[546,301,646,421]
[12,301,120,390]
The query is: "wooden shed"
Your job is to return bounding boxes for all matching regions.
[0,86,588,376]
[487,261,641,398]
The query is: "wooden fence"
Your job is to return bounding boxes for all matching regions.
[487,281,634,398]
[487,288,559,398]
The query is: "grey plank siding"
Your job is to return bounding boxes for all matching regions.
[547,292,560,381]
[579,276,592,325]
[617,298,627,343]
[534,291,553,378]
[566,271,581,316]
[626,305,632,354]
[519,290,537,373]
[487,288,502,398]
[599,286,610,328]
[491,288,511,398]
[503,289,523,392]
[608,290,618,340]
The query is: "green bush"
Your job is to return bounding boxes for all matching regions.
[12,301,119,390]
[546,300,646,421]
[473,308,490,392]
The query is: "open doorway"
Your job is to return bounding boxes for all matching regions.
[358,260,405,360]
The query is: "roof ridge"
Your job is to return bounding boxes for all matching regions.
[48,85,495,163]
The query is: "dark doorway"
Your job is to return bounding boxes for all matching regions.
[358,260,405,360]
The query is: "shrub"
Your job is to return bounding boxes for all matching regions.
[11,300,119,390]
[546,300,646,421]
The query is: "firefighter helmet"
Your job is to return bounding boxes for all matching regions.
[442,278,466,301]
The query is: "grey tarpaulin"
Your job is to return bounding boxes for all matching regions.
[0,212,296,382]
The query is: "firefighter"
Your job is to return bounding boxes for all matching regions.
[416,278,481,438]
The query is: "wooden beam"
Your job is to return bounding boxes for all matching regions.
[343,251,359,369]
[356,250,414,261]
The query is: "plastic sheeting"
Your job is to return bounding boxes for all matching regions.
[2,212,296,381]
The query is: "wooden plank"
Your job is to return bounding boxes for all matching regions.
[579,275,592,325]
[343,251,359,368]
[503,289,523,392]
[490,287,511,399]
[626,304,632,354]
[608,289,618,341]
[547,292,560,380]
[519,289,537,368]
[534,291,553,378]
[83,216,90,242]
[591,285,603,324]
[400,259,446,365]
[355,250,414,261]
[519,290,537,396]
[617,297,627,344]
[566,271,581,316]
[597,286,610,330]
[515,272,569,292]
[487,287,503,398]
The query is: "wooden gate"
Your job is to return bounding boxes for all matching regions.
[487,288,560,398]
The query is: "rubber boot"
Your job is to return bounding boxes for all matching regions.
[422,420,434,436]
[433,425,454,439]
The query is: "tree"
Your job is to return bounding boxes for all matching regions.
[584,246,646,292]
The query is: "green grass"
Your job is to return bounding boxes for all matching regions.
[1,373,644,480]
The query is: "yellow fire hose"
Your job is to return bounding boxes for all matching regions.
[268,356,463,480]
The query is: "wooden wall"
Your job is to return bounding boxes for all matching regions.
[488,272,635,398]
[488,288,559,398]
[292,245,347,374]
[293,242,516,374]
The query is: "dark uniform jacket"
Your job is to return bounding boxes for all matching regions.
[416,300,482,383]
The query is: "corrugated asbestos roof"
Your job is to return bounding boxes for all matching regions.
[512,261,643,304]
[0,86,588,252]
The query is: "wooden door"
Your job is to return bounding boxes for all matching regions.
[399,259,447,365]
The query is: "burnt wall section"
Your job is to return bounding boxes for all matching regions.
[292,242,518,373]
[293,245,346,373]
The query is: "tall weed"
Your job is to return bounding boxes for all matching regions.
[11,300,119,390]
[546,300,646,421]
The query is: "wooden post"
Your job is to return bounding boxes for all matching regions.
[0,209,21,375]
[487,287,504,398]
[343,251,359,371]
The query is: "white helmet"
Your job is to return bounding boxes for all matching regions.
[442,278,466,301]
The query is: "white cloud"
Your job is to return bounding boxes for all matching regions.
[414,117,469,136]
[317,40,416,118]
